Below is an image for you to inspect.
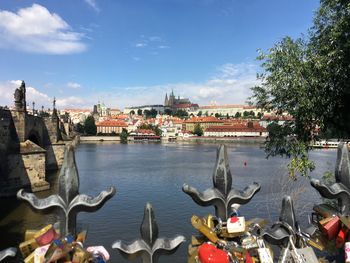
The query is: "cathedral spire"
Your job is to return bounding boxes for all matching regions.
[164,93,168,106]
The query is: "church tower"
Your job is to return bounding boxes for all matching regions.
[164,93,168,107]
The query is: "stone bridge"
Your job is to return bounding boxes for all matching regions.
[0,81,69,196]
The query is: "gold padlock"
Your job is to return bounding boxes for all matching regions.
[191,215,222,244]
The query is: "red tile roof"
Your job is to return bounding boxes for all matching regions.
[183,116,224,123]
[96,120,128,127]
[206,123,267,132]
[199,105,257,109]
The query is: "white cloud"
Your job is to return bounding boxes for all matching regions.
[0,4,87,54]
[56,96,89,108]
[0,80,52,108]
[0,63,259,111]
[149,36,162,42]
[84,0,100,12]
[98,63,260,109]
[0,80,91,109]
[67,82,81,89]
[135,43,147,48]
[158,45,170,49]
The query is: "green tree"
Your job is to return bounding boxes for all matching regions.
[243,111,249,118]
[120,128,128,144]
[235,112,241,118]
[197,111,202,117]
[164,109,172,116]
[250,0,350,178]
[143,109,151,117]
[154,126,163,136]
[75,123,84,134]
[137,109,142,115]
[84,116,97,135]
[193,123,203,136]
[174,109,188,118]
[226,113,229,119]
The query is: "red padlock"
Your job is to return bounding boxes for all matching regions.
[245,251,253,263]
[319,216,340,240]
[336,226,349,248]
[198,243,229,263]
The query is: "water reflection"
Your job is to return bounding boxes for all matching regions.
[0,143,337,262]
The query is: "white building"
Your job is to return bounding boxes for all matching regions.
[204,122,268,137]
[188,104,262,117]
[124,105,165,115]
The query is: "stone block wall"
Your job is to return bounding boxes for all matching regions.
[46,142,66,170]
[21,151,49,192]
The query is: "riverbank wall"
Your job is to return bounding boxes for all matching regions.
[178,136,266,144]
[80,136,121,142]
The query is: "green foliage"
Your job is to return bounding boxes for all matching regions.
[84,116,97,135]
[226,113,229,119]
[235,112,241,118]
[164,109,172,115]
[173,109,188,118]
[193,123,203,136]
[137,109,142,115]
[243,111,249,117]
[143,109,158,118]
[250,0,350,178]
[75,123,84,134]
[197,111,202,117]
[139,123,162,136]
[120,128,128,144]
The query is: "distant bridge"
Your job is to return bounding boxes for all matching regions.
[0,81,69,196]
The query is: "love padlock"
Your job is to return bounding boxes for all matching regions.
[198,243,229,263]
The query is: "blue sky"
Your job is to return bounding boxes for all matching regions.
[0,0,319,110]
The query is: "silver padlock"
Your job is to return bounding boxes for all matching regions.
[288,235,318,263]
[257,238,273,263]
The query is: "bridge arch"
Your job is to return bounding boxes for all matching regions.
[27,129,43,148]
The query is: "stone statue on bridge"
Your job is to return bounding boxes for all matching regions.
[14,81,26,112]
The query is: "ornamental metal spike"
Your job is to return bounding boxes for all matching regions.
[262,196,298,246]
[0,248,16,262]
[311,142,350,215]
[182,144,261,220]
[17,144,116,236]
[112,202,185,263]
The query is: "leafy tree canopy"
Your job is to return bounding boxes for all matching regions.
[84,116,97,135]
[193,123,203,136]
[250,0,350,178]
[120,128,128,144]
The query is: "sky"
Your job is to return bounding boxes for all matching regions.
[0,0,320,110]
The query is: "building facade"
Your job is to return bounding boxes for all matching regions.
[204,122,268,137]
[182,116,224,132]
[164,90,198,112]
[188,104,262,117]
[96,120,128,134]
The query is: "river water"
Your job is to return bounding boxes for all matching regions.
[0,142,337,262]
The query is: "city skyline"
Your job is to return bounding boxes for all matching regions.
[0,0,319,109]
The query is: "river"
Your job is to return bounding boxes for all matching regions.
[0,142,337,262]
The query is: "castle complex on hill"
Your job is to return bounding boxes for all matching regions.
[164,90,197,111]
